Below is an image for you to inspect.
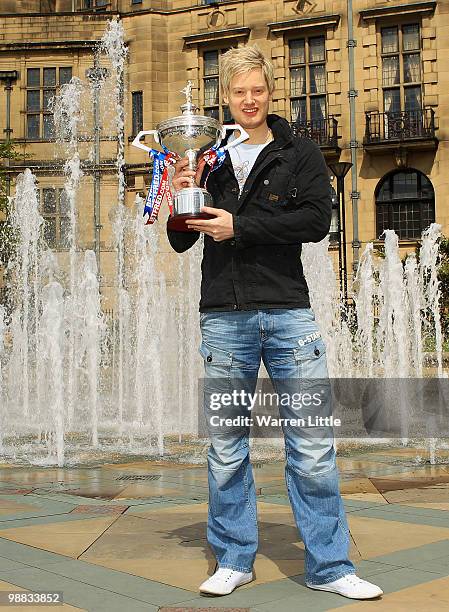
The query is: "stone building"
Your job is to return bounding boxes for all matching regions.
[0,0,447,306]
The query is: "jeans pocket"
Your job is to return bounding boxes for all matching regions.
[292,307,316,322]
[295,335,325,358]
[293,338,330,403]
[294,338,327,379]
[199,341,234,434]
[199,341,233,366]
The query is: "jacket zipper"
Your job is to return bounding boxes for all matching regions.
[237,142,291,207]
[229,137,292,309]
[248,135,291,176]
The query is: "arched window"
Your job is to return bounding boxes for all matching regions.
[375,169,435,240]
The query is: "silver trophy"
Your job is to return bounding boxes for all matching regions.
[132,81,248,231]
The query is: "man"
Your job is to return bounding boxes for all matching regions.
[167,46,382,600]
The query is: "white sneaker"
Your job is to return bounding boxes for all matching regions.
[306,574,383,599]
[199,567,254,595]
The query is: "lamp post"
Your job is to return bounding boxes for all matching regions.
[86,61,109,282]
[329,182,343,295]
[328,161,352,302]
[0,70,19,200]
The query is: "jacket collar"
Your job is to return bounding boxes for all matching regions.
[267,114,294,146]
[220,113,293,148]
[216,113,293,184]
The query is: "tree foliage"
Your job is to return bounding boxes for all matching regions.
[411,235,449,335]
[436,236,449,334]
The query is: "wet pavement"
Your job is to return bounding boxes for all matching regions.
[0,446,449,611]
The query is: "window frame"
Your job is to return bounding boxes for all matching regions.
[39,187,71,251]
[26,66,73,141]
[131,91,143,137]
[287,34,327,124]
[201,47,232,124]
[380,22,423,115]
[82,0,109,9]
[375,169,435,241]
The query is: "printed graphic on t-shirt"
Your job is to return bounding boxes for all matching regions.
[233,159,251,192]
[228,132,271,194]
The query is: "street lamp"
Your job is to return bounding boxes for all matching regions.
[328,161,352,302]
[328,182,344,295]
[0,70,19,199]
[329,184,339,239]
[86,62,109,283]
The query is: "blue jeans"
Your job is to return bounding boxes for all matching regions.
[199,308,355,585]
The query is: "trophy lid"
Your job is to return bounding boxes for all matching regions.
[155,80,223,156]
[180,81,199,115]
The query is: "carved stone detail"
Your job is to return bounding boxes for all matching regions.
[293,0,317,16]
[207,10,227,30]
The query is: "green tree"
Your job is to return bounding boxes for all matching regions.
[437,236,449,335]
[413,235,449,337]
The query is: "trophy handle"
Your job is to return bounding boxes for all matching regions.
[221,124,249,151]
[131,130,160,153]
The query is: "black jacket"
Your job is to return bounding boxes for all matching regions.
[166,114,331,312]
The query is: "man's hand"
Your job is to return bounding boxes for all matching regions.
[171,155,206,193]
[186,207,235,241]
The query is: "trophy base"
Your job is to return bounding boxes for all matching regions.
[167,212,215,233]
[174,187,213,213]
[168,187,215,232]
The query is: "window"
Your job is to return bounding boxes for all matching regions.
[202,49,232,123]
[132,91,143,136]
[83,0,109,8]
[26,67,72,140]
[289,36,327,124]
[381,24,422,116]
[376,170,435,240]
[39,188,70,249]
[131,0,142,4]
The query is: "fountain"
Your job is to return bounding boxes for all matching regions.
[0,19,446,466]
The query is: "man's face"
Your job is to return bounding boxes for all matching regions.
[224,68,271,130]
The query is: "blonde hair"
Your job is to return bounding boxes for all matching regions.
[219,45,275,97]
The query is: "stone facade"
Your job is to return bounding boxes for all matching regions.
[0,0,447,306]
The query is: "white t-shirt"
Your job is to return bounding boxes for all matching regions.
[227,132,271,194]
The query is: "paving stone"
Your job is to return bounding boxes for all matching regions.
[0,566,158,612]
[1,452,449,608]
[159,609,249,611]
[71,505,128,515]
